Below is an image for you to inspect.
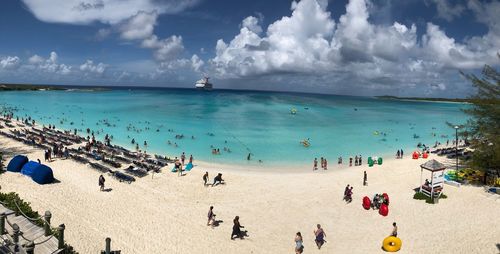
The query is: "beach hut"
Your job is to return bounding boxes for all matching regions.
[31,164,54,185]
[7,155,28,172]
[419,159,446,201]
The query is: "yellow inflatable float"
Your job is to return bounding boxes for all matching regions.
[382,236,402,252]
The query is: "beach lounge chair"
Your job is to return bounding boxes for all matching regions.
[125,166,148,178]
[111,171,136,184]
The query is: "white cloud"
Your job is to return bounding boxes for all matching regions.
[28,54,44,65]
[80,60,108,75]
[191,54,204,72]
[209,0,499,96]
[27,51,72,75]
[141,35,184,62]
[120,11,157,40]
[241,16,263,34]
[0,56,21,70]
[21,0,200,25]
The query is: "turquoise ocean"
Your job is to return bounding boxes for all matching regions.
[0,88,469,167]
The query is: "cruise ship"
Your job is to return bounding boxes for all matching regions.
[195,77,213,90]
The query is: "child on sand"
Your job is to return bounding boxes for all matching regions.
[391,222,398,237]
[207,206,216,227]
[212,173,224,186]
[203,172,209,186]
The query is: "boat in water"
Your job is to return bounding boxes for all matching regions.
[195,77,213,90]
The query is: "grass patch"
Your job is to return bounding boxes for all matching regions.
[413,192,447,204]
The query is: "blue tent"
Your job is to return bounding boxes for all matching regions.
[21,161,39,176]
[7,155,28,172]
[31,164,54,185]
[184,162,194,171]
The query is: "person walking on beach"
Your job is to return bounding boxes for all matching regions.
[391,222,398,237]
[207,206,216,227]
[324,159,328,170]
[295,232,304,253]
[203,172,209,186]
[363,171,367,186]
[400,149,404,158]
[231,216,245,240]
[349,157,353,167]
[359,155,362,165]
[189,154,193,164]
[175,160,182,176]
[396,150,400,159]
[355,155,359,166]
[98,175,105,191]
[313,158,318,171]
[320,157,324,169]
[314,224,326,249]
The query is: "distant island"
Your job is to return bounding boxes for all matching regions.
[0,83,111,92]
[376,95,471,103]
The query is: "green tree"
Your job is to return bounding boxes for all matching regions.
[460,61,500,172]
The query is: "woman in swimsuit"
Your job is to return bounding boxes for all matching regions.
[314,224,326,249]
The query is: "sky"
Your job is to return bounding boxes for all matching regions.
[0,0,498,97]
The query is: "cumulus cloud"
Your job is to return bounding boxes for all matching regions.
[120,11,157,40]
[21,0,200,25]
[0,56,21,70]
[209,0,499,96]
[141,35,184,62]
[191,54,204,72]
[80,60,108,75]
[26,52,72,75]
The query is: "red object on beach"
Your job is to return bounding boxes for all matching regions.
[412,152,419,159]
[382,193,389,205]
[379,204,389,216]
[362,196,371,210]
[423,152,429,159]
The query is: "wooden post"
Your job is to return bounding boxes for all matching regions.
[25,241,35,254]
[12,223,19,252]
[0,213,5,235]
[57,224,65,250]
[44,211,52,236]
[105,237,111,254]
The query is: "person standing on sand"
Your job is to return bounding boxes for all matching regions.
[401,149,404,158]
[99,175,105,191]
[391,222,398,237]
[181,152,186,165]
[320,157,324,169]
[355,155,358,166]
[313,158,318,170]
[363,171,367,186]
[231,216,245,240]
[175,160,182,177]
[295,232,304,253]
[314,224,326,249]
[324,159,328,170]
[207,206,216,227]
[359,155,362,165]
[203,172,209,186]
[189,154,193,164]
[349,157,353,167]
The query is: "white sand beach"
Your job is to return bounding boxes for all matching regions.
[1,132,499,254]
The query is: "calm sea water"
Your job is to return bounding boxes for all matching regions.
[0,88,468,166]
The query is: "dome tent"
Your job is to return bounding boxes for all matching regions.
[21,161,39,176]
[31,164,54,185]
[7,155,28,172]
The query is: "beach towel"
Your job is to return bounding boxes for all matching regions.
[184,162,194,171]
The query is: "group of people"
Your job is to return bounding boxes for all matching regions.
[44,144,69,162]
[294,224,327,253]
[313,157,328,170]
[396,149,404,159]
[206,207,247,240]
[203,172,225,186]
[350,155,363,166]
[343,184,354,203]
[371,193,389,210]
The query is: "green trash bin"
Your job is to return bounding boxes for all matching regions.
[377,157,383,165]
